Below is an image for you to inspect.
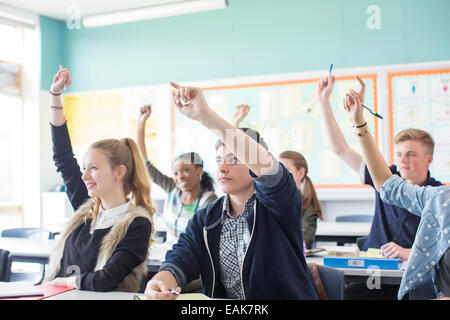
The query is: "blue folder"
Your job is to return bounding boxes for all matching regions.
[323,256,401,270]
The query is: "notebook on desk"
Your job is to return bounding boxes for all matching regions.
[0,282,73,300]
[0,281,43,298]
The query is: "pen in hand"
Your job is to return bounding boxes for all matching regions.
[326,62,333,85]
[59,64,66,91]
[346,94,383,119]
[169,289,180,296]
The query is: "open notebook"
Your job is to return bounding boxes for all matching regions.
[0,281,44,298]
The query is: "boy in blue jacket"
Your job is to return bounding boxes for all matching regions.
[144,82,319,300]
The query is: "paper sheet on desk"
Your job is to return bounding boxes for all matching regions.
[0,281,43,298]
[0,282,73,300]
[359,248,383,258]
[149,242,173,261]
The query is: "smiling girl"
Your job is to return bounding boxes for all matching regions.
[137,105,217,239]
[44,67,155,292]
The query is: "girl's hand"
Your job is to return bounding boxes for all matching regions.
[343,89,366,126]
[45,276,77,288]
[317,75,335,102]
[138,105,152,125]
[50,67,72,94]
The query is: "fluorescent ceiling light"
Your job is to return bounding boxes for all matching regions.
[0,10,36,28]
[82,0,227,28]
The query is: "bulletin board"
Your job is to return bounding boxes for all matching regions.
[172,74,380,188]
[63,86,161,165]
[388,68,450,184]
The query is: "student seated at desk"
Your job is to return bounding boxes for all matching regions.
[344,88,450,300]
[318,75,443,258]
[232,105,322,250]
[279,151,322,249]
[137,105,217,241]
[144,82,319,300]
[44,67,154,292]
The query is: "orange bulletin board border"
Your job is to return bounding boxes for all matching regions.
[387,68,450,185]
[171,74,379,189]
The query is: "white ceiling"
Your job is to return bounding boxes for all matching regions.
[0,0,183,21]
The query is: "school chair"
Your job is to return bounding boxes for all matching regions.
[0,249,12,282]
[335,215,373,223]
[408,279,437,300]
[1,228,51,284]
[309,262,345,300]
[356,236,368,250]
[1,228,51,240]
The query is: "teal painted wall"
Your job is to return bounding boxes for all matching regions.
[40,0,450,92]
[40,15,64,90]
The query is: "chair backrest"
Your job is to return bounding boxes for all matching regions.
[335,215,373,223]
[1,228,51,240]
[356,236,368,250]
[0,249,11,282]
[153,199,165,215]
[309,263,344,300]
[409,279,437,300]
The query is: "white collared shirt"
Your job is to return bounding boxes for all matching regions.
[90,201,131,234]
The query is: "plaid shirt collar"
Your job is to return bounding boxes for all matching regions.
[222,193,256,219]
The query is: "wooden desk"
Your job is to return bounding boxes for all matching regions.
[315,221,372,245]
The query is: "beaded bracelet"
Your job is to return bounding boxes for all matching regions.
[353,122,367,129]
[356,128,370,137]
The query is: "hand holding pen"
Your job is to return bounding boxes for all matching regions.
[144,277,182,300]
[50,65,72,95]
[345,75,383,119]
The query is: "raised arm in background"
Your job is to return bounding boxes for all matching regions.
[317,75,364,173]
[344,89,392,191]
[231,104,250,127]
[136,105,176,193]
[170,82,274,177]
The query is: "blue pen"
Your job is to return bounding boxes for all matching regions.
[346,94,383,119]
[326,62,333,85]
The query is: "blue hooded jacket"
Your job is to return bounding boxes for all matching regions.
[160,162,319,300]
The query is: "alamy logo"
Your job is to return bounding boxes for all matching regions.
[366,5,381,30]
[66,5,81,30]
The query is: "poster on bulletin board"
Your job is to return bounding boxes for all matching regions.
[63,87,160,166]
[388,68,450,184]
[172,74,380,188]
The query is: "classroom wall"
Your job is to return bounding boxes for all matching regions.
[37,0,450,223]
[39,15,65,192]
[40,0,450,92]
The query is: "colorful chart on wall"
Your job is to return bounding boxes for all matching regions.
[172,74,380,188]
[388,68,450,184]
[63,87,159,165]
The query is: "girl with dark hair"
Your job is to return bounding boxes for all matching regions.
[279,151,323,249]
[137,105,217,239]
